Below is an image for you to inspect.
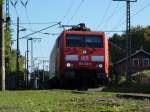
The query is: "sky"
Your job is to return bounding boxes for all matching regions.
[5,0,150,69]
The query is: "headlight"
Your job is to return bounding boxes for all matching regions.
[98,64,103,68]
[96,64,103,69]
[66,63,71,67]
[66,62,74,68]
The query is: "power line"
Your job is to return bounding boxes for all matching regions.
[10,0,18,8]
[20,0,29,8]
[12,22,61,41]
[61,0,75,23]
[20,22,61,39]
[12,22,59,25]
[10,0,19,16]
[67,0,85,24]
[131,1,150,17]
[102,2,121,29]
[96,0,112,29]
[20,0,33,34]
[11,22,59,36]
[97,2,120,30]
[104,3,125,30]
[24,8,32,27]
[97,30,125,32]
[110,1,150,31]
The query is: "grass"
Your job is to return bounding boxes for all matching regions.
[140,70,150,77]
[0,90,150,112]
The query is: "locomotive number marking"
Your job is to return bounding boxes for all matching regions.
[80,56,89,61]
[79,62,89,66]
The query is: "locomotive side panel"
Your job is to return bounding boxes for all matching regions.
[49,35,63,80]
[58,34,65,79]
[104,34,109,77]
[49,43,57,80]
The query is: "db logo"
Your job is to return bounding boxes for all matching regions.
[83,50,87,54]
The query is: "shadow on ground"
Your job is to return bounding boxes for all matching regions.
[102,83,150,94]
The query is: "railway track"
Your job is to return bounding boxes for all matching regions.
[87,86,106,92]
[117,93,150,99]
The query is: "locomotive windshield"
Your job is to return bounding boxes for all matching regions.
[66,35,103,48]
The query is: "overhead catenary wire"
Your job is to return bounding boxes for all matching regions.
[103,2,125,30]
[20,0,33,32]
[131,1,150,18]
[12,22,59,25]
[61,0,75,23]
[96,0,112,30]
[67,0,85,24]
[96,30,125,32]
[24,8,32,27]
[10,0,19,16]
[20,0,28,8]
[97,2,120,30]
[110,1,150,31]
[10,0,29,35]
[11,22,59,37]
[12,22,61,41]
[21,22,61,39]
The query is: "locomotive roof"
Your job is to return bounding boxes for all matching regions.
[63,30,105,35]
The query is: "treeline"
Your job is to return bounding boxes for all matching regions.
[109,26,150,63]
[5,29,25,76]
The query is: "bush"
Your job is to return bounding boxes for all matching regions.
[131,70,150,84]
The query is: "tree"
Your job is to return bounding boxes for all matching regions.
[5,28,25,75]
[109,26,150,63]
[0,0,3,5]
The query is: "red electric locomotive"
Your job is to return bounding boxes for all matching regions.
[49,24,109,87]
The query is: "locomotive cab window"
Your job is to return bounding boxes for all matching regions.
[66,35,84,47]
[85,36,103,48]
[66,35,103,48]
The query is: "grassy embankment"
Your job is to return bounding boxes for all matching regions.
[0,90,150,112]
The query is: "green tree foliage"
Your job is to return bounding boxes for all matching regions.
[0,0,3,5]
[109,26,150,63]
[109,34,126,63]
[5,29,12,73]
[5,28,25,75]
[9,50,16,72]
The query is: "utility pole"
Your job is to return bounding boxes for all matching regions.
[16,17,19,77]
[24,51,27,81]
[25,51,27,70]
[126,0,131,79]
[113,0,137,79]
[6,0,10,29]
[42,60,45,84]
[0,2,5,91]
[27,39,29,87]
[31,38,33,73]
[26,37,41,87]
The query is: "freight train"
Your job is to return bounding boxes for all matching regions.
[49,23,109,88]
